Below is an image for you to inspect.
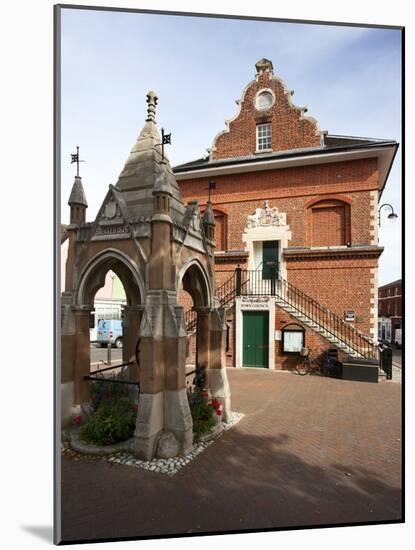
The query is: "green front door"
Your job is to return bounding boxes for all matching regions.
[242,311,269,368]
[262,240,279,279]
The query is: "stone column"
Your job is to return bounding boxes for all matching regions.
[61,292,77,427]
[122,305,143,381]
[73,307,93,406]
[208,307,232,422]
[195,307,210,374]
[163,305,193,455]
[133,302,164,461]
[133,298,193,460]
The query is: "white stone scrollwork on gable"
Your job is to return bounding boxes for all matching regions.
[247,201,287,228]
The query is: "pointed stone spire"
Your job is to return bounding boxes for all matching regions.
[113,91,185,223]
[68,175,87,224]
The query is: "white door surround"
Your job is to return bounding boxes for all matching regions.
[242,201,291,280]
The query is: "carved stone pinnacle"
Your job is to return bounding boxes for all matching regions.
[146,90,158,122]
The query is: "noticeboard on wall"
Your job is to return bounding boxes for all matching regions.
[281,324,305,354]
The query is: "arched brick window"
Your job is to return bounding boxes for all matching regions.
[213,210,228,251]
[307,198,351,247]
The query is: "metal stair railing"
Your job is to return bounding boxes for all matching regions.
[237,269,378,360]
[277,277,378,359]
[184,271,241,333]
[184,267,378,360]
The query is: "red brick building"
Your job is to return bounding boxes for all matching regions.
[174,59,398,369]
[378,279,402,344]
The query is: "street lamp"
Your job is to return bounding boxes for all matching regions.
[378,203,398,227]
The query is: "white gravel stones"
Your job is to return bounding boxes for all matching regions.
[63,411,244,477]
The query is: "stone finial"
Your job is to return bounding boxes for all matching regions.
[146,90,158,122]
[255,58,274,74]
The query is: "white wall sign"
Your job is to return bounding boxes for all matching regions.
[241,296,270,308]
[344,310,355,322]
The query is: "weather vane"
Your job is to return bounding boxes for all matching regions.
[70,145,86,177]
[160,128,171,161]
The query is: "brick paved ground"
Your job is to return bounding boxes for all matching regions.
[61,369,402,543]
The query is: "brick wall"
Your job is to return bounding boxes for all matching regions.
[286,258,377,335]
[180,159,377,250]
[211,68,321,159]
[177,157,379,365]
[275,308,346,370]
[174,62,383,368]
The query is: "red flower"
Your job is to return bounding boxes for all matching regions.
[201,391,209,398]
[73,415,83,425]
[216,409,222,417]
[212,399,221,410]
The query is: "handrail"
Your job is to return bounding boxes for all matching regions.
[84,375,140,387]
[89,361,134,376]
[237,269,378,360]
[277,276,378,359]
[183,267,378,360]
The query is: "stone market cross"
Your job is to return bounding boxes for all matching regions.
[61,91,232,460]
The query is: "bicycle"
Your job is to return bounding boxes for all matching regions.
[295,347,340,377]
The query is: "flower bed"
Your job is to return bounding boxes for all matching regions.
[75,378,139,446]
[186,386,223,436]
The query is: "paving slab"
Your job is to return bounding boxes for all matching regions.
[61,368,402,542]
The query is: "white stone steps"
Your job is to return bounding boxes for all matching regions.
[275,297,365,358]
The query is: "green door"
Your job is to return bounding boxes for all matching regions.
[262,241,279,279]
[242,311,269,368]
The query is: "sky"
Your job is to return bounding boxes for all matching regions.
[60,8,402,285]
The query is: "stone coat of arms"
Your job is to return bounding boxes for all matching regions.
[247,201,286,228]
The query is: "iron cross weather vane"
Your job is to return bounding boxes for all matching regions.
[71,145,86,177]
[160,128,171,161]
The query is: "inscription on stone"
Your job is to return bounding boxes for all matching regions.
[96,224,130,236]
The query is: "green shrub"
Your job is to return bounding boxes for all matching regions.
[187,387,215,434]
[80,396,136,446]
[89,377,133,413]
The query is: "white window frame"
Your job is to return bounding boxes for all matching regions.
[256,122,272,152]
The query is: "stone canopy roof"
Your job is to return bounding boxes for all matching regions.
[113,91,185,223]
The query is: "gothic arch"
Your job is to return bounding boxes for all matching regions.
[177,257,212,308]
[76,249,145,307]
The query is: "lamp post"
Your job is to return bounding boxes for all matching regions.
[378,203,398,227]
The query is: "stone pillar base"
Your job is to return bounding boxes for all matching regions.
[133,389,194,459]
[209,368,232,423]
[61,382,81,428]
[164,388,193,455]
[133,392,164,460]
